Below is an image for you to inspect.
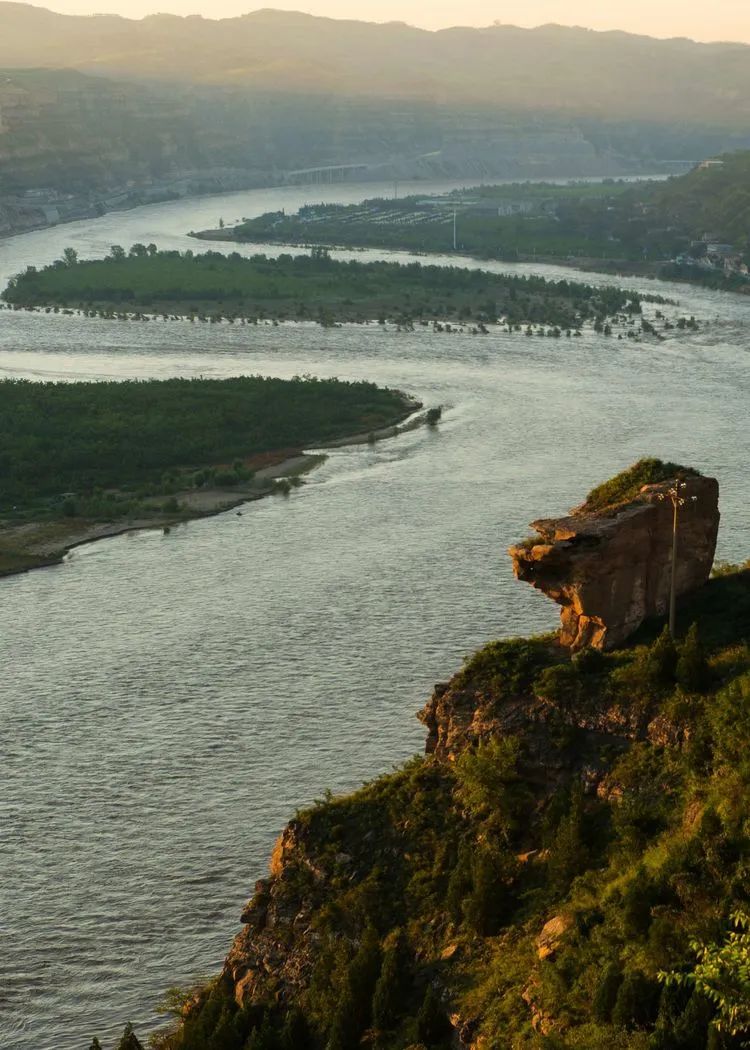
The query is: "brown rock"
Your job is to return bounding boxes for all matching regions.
[508,474,719,650]
[536,913,573,960]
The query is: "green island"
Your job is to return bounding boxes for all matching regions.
[99,461,750,1050]
[2,247,669,334]
[0,374,416,577]
[206,156,750,293]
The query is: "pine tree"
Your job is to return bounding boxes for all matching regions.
[245,1015,279,1050]
[645,626,679,685]
[326,986,359,1050]
[116,1024,144,1050]
[347,924,382,1033]
[546,787,589,895]
[611,972,660,1030]
[416,984,451,1046]
[676,623,711,693]
[280,1007,311,1050]
[372,929,410,1033]
[445,845,472,924]
[592,962,622,1022]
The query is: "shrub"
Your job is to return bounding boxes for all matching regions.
[572,647,605,675]
[534,662,583,711]
[583,459,696,514]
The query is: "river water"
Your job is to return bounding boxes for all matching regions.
[1,180,748,1050]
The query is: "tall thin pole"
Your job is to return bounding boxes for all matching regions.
[669,498,679,637]
[659,480,696,638]
[453,209,457,251]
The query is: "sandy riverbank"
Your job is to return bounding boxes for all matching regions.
[0,406,430,581]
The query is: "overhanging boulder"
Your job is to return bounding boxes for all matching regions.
[508,462,720,650]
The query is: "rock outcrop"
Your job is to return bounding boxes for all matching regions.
[508,473,719,650]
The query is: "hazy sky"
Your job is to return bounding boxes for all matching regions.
[38,0,750,44]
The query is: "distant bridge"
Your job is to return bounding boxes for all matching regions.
[282,163,372,185]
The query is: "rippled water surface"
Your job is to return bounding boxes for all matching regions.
[1,182,749,1050]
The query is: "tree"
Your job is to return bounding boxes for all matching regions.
[660,911,750,1040]
[116,1023,144,1050]
[546,786,589,895]
[62,247,78,267]
[326,927,381,1050]
[416,985,451,1046]
[147,243,158,256]
[326,986,359,1050]
[280,1007,312,1050]
[372,929,411,1033]
[109,245,126,261]
[611,972,660,1030]
[463,847,516,936]
[645,626,679,685]
[245,1016,279,1050]
[592,962,622,1022]
[129,243,148,258]
[89,1040,103,1050]
[454,736,528,841]
[676,623,711,692]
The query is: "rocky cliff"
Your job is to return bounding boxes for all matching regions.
[143,464,750,1050]
[508,464,720,651]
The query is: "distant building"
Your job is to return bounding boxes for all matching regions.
[697,158,725,171]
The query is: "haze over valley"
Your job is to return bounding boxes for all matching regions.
[2,6,750,1050]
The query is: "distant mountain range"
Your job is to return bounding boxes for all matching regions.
[2,6,750,238]
[1,5,750,124]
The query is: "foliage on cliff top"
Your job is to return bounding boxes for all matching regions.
[135,566,750,1050]
[580,457,700,514]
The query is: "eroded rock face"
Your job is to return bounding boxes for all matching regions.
[508,475,719,650]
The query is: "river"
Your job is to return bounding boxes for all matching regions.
[1,179,748,1050]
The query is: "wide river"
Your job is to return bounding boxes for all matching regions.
[1,179,748,1050]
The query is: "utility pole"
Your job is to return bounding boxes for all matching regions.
[453,208,457,251]
[659,480,698,637]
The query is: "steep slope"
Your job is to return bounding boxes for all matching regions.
[133,465,750,1050]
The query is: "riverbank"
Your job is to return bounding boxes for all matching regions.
[0,406,431,580]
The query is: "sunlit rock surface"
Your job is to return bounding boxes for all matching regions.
[508,474,720,650]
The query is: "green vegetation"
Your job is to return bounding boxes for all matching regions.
[221,160,750,291]
[227,183,640,264]
[101,559,750,1050]
[582,458,699,513]
[2,246,659,332]
[0,374,411,575]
